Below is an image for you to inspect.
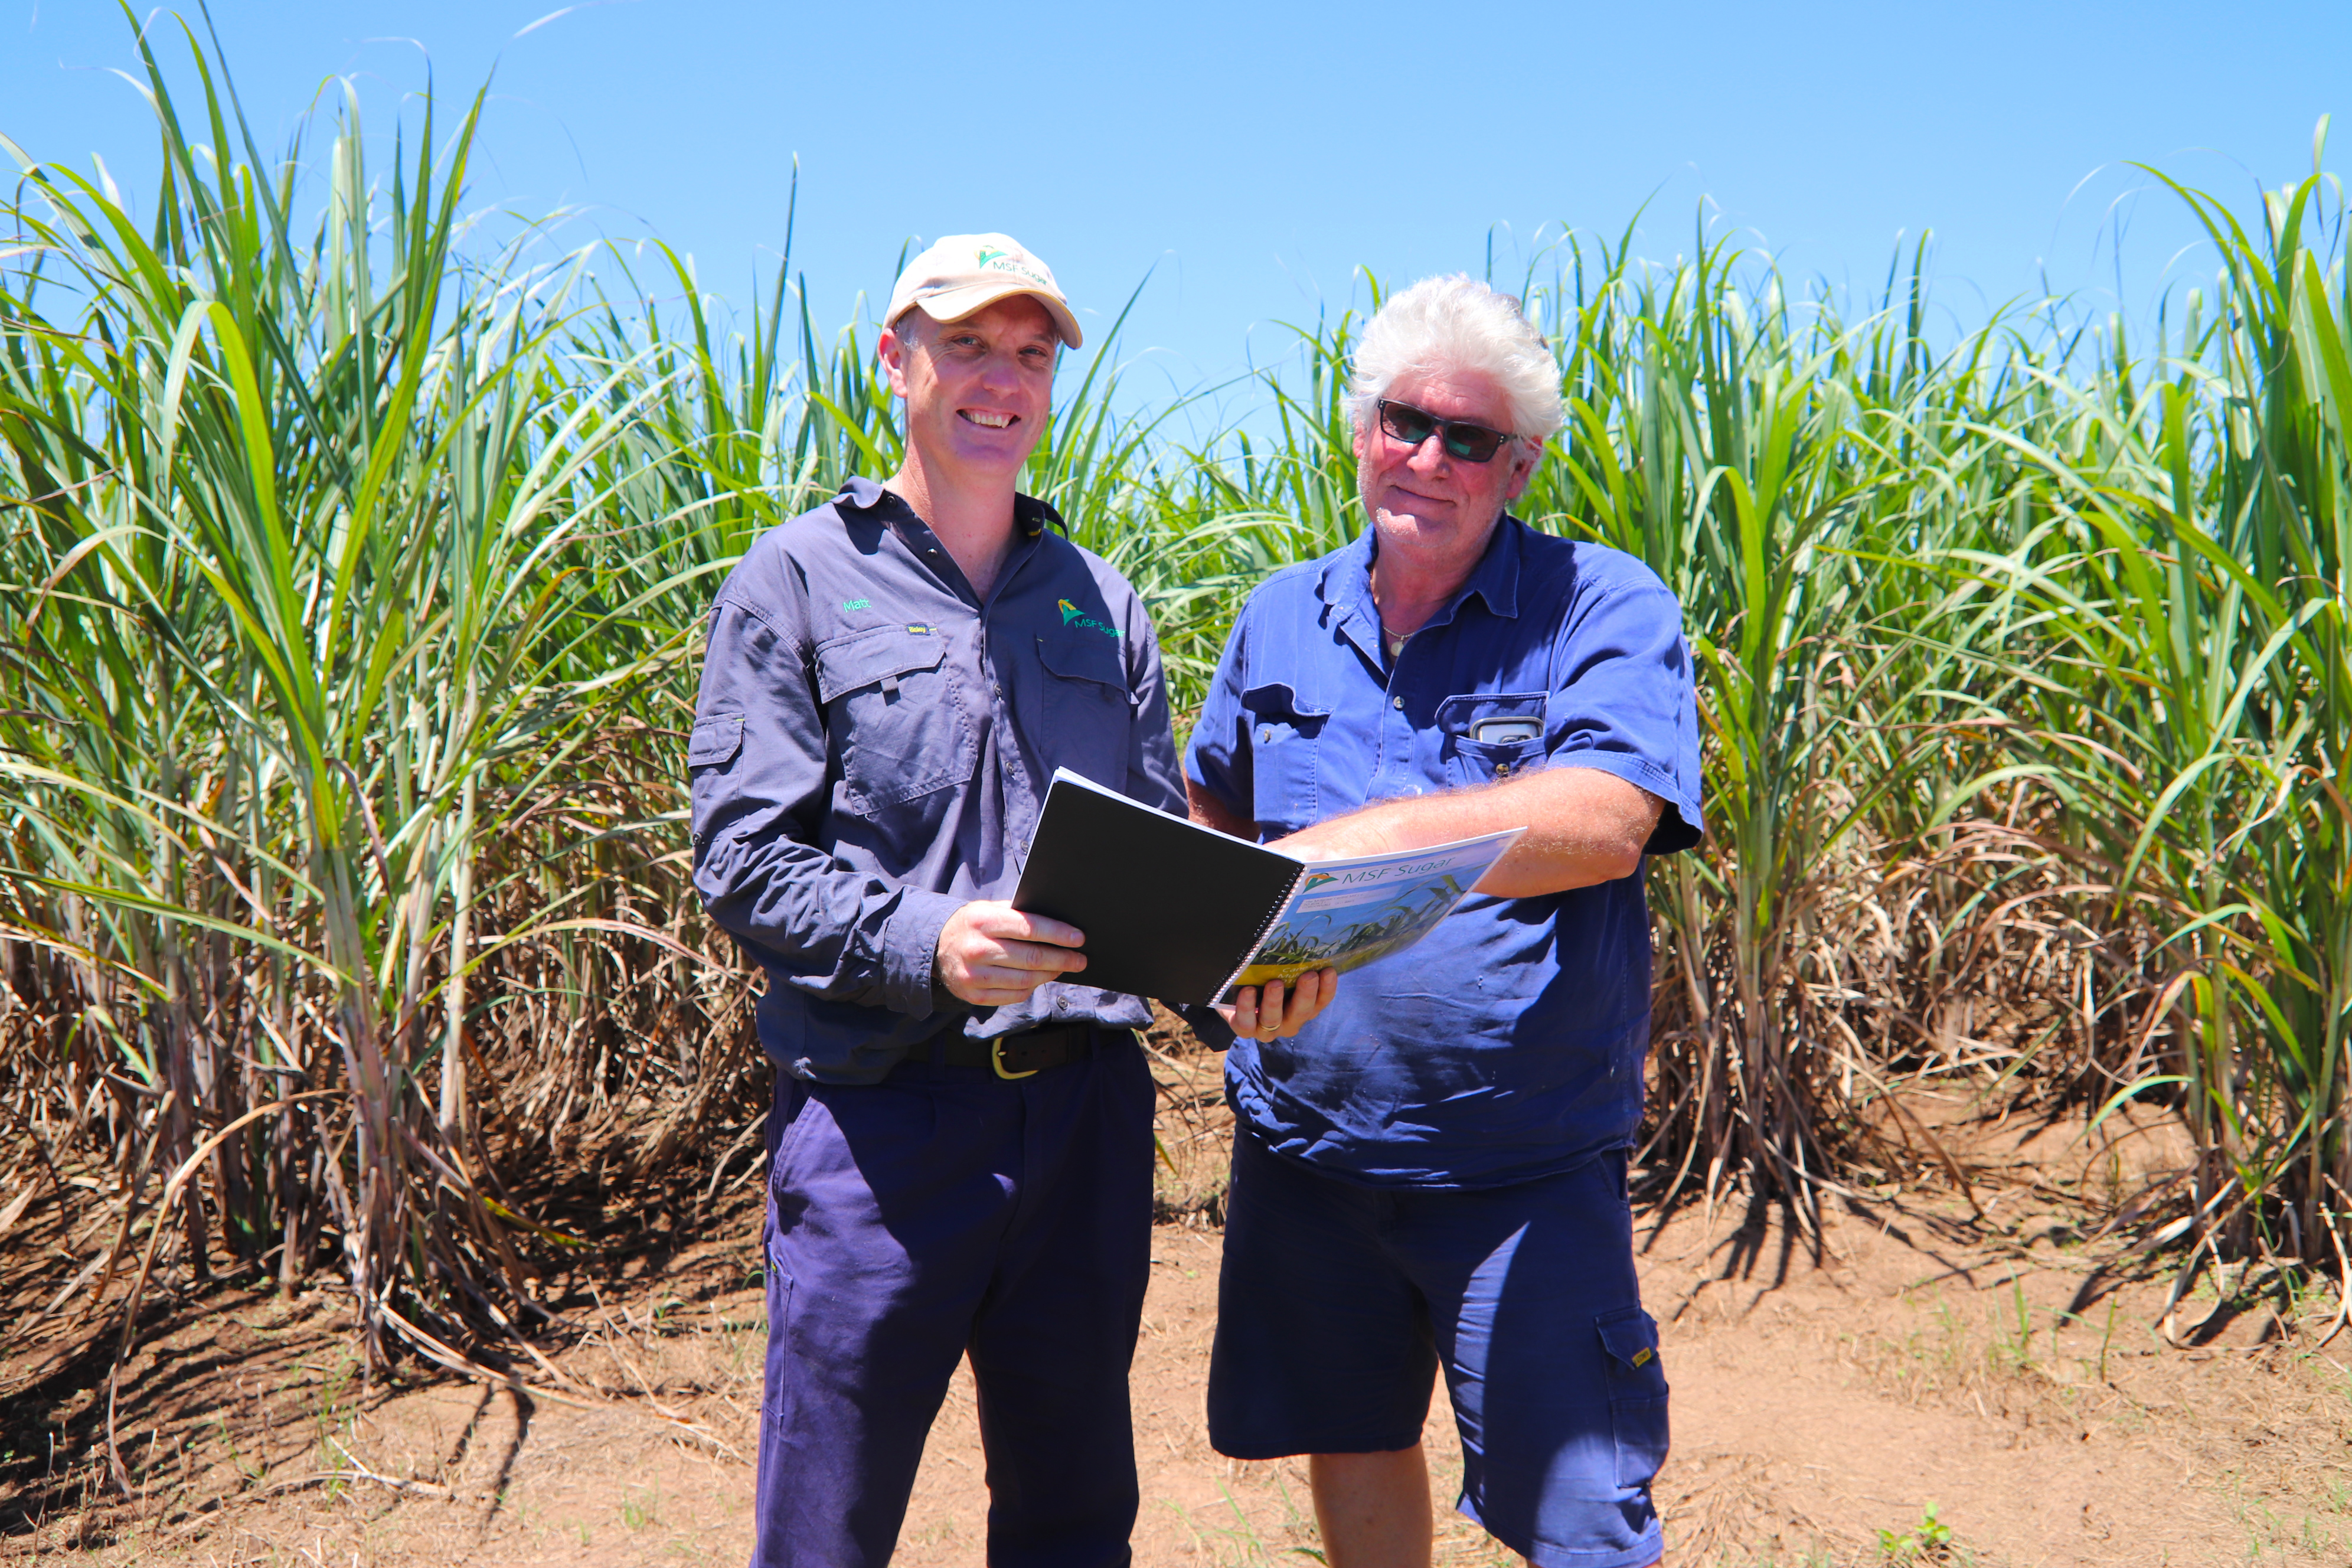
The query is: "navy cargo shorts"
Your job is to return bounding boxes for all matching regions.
[1208,1129,1668,1568]
[752,1035,1155,1568]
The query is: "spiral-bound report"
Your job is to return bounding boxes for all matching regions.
[1011,769,1520,1005]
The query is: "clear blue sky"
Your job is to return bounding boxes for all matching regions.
[6,1,2346,403]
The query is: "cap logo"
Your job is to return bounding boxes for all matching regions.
[917,254,1051,292]
[974,249,1048,286]
[891,238,1075,347]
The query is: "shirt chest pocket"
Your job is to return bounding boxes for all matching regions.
[815,625,975,811]
[1242,682,1330,832]
[1438,691,1548,786]
[1035,634,1134,788]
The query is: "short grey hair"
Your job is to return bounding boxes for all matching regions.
[1344,275,1564,445]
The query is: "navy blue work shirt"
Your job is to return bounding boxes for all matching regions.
[689,476,1185,1083]
[1184,515,1704,1188]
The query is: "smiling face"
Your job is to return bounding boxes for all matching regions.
[880,294,1059,486]
[1351,368,1537,593]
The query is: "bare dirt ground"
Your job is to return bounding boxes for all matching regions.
[6,1020,2350,1567]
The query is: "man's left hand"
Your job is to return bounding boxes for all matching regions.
[1218,968,1338,1043]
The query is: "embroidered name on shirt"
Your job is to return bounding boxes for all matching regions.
[1057,599,1122,639]
[841,597,871,610]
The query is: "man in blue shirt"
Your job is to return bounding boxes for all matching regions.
[1186,275,1703,1568]
[691,234,1325,1568]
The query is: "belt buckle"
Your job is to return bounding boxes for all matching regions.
[991,1034,1041,1081]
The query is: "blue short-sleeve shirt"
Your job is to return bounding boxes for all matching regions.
[1184,516,1704,1188]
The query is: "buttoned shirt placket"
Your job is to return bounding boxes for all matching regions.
[1334,583,1456,806]
[890,502,1047,829]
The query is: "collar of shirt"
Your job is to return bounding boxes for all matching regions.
[1315,514,1525,669]
[834,475,1066,609]
[838,472,1059,542]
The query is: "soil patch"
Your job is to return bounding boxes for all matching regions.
[5,1030,2348,1566]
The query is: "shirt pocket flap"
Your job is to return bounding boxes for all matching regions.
[1436,691,1548,740]
[1240,681,1332,722]
[1596,1308,1661,1373]
[1037,633,1131,696]
[687,713,744,767]
[814,626,946,703]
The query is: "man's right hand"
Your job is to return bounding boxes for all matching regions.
[1217,968,1338,1043]
[936,901,1087,1007]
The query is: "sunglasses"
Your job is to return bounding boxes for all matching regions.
[1376,398,1518,463]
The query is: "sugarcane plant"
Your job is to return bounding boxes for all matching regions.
[0,15,709,1380]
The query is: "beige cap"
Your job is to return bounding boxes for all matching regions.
[885,233,1083,349]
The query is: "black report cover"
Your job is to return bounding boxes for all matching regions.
[1011,770,1300,1004]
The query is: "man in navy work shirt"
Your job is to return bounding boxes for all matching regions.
[690,234,1328,1568]
[1185,275,1703,1568]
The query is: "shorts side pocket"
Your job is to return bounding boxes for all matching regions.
[1596,1306,1670,1489]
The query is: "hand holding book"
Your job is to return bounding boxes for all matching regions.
[1218,966,1336,1044]
[933,892,1332,1038]
[935,901,1090,1006]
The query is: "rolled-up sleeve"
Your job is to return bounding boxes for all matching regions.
[690,593,959,1017]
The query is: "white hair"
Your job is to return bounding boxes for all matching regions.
[1344,275,1564,445]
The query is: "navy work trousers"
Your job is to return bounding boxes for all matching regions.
[750,1037,1155,1568]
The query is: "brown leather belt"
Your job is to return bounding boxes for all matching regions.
[933,1022,1126,1079]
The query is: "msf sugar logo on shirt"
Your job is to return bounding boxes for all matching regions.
[1059,599,1122,639]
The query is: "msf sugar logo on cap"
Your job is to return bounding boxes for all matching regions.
[886,233,1083,350]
